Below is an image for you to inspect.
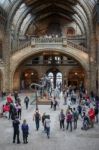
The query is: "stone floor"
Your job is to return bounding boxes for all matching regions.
[0,93,99,150]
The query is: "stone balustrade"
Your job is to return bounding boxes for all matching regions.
[11,37,88,54]
[31,37,87,52]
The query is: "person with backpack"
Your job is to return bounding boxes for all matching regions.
[21,119,29,144]
[73,108,78,129]
[33,108,41,131]
[44,115,51,138]
[59,109,65,130]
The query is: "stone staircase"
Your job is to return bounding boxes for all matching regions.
[37,97,51,105]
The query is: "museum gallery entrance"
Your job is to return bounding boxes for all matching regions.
[47,68,62,89]
[68,67,85,88]
[20,69,38,90]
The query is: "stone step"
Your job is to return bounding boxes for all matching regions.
[37,98,51,105]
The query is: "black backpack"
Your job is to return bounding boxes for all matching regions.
[35,112,40,120]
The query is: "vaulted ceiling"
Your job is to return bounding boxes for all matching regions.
[0,0,98,36]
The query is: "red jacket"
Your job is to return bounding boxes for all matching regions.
[88,108,95,120]
[66,113,72,122]
[3,105,10,112]
[7,96,13,103]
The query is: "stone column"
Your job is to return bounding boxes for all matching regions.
[87,30,97,94]
[96,35,99,95]
[95,25,99,95]
[39,56,43,64]
[86,63,96,95]
[2,30,11,92]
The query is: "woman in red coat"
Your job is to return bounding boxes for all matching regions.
[7,95,13,104]
[88,107,95,128]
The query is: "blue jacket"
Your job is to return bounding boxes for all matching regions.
[21,124,29,135]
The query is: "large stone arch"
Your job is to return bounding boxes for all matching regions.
[10,47,89,90]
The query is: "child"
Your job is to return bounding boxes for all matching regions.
[21,119,29,144]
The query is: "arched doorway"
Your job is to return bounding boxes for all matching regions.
[68,67,85,88]
[47,68,62,89]
[11,47,89,91]
[20,68,39,90]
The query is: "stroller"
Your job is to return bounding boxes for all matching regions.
[81,115,90,130]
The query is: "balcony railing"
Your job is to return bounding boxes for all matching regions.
[11,37,88,54]
[31,37,88,52]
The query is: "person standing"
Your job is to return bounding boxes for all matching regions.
[66,111,73,131]
[88,107,95,128]
[12,117,20,144]
[44,115,51,138]
[33,108,41,131]
[21,119,29,144]
[53,97,57,111]
[50,96,53,109]
[9,102,14,120]
[18,103,22,120]
[14,91,18,102]
[73,108,78,129]
[42,112,46,131]
[63,90,67,105]
[59,109,65,130]
[94,105,99,123]
[24,96,29,109]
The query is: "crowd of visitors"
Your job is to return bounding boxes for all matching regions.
[0,84,99,144]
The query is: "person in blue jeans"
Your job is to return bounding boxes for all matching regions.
[33,109,41,131]
[44,115,51,138]
[21,119,29,144]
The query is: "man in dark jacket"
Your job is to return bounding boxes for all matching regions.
[59,109,65,130]
[13,117,20,144]
[21,119,29,144]
[24,96,29,109]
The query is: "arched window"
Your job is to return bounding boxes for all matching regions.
[48,72,54,88]
[56,72,62,87]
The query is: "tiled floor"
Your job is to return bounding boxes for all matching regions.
[0,93,99,150]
